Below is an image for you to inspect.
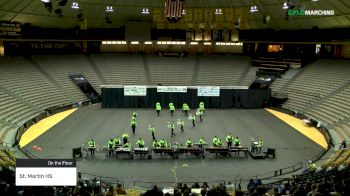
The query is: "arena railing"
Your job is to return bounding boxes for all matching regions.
[79,172,124,188]
[133,179,225,189]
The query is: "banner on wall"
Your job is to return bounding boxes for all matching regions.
[157,86,187,93]
[124,85,147,96]
[198,86,220,96]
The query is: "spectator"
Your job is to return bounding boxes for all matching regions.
[105,185,116,196]
[144,185,163,196]
[115,183,126,195]
[247,179,256,193]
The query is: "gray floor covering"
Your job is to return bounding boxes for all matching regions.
[23,104,325,188]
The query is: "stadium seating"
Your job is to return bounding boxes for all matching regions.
[196,55,251,86]
[35,55,103,97]
[90,53,148,85]
[0,58,73,110]
[147,55,195,86]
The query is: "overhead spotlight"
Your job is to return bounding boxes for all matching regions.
[215,9,222,15]
[250,6,258,13]
[71,2,79,9]
[283,2,289,9]
[41,0,50,2]
[312,0,319,1]
[182,9,186,15]
[106,6,114,12]
[58,0,68,7]
[142,8,149,14]
[55,8,63,17]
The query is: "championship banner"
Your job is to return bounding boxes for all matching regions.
[157,86,187,93]
[124,85,147,96]
[184,9,193,22]
[198,86,220,97]
[216,14,224,29]
[153,8,162,22]
[204,9,212,30]
[194,9,203,22]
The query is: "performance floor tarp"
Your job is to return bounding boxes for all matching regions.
[23,104,325,187]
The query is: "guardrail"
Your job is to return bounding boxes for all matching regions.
[79,172,124,188]
[133,179,225,189]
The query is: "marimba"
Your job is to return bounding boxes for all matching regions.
[230,146,249,157]
[152,147,177,158]
[133,147,151,159]
[115,147,133,159]
[177,147,204,158]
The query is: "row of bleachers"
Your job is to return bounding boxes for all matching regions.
[35,55,103,96]
[0,58,73,110]
[0,90,40,126]
[196,55,250,86]
[306,86,350,124]
[148,56,195,86]
[286,60,350,97]
[90,53,147,85]
[282,89,321,112]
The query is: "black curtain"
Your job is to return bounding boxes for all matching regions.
[102,87,270,109]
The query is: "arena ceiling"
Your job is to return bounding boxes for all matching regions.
[0,0,349,29]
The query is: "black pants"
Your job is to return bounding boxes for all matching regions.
[181,125,184,132]
[152,132,156,140]
[192,119,195,127]
[227,142,232,148]
[200,115,203,122]
[89,148,95,156]
[157,110,160,116]
[108,149,113,157]
[132,125,136,134]
[184,110,188,116]
[123,138,128,144]
[171,128,175,137]
[171,110,174,116]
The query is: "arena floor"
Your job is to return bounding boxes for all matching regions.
[23,104,325,187]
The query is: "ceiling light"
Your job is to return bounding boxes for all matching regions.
[215,9,222,15]
[71,2,79,9]
[182,9,186,15]
[41,0,50,2]
[283,2,289,9]
[250,6,258,13]
[106,6,114,12]
[142,8,149,14]
[312,0,319,1]
[144,41,152,45]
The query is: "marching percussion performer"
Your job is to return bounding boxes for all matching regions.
[136,138,145,148]
[199,102,205,113]
[122,132,129,144]
[226,133,233,148]
[156,102,161,116]
[169,102,175,116]
[88,139,97,157]
[182,103,190,116]
[130,119,137,135]
[114,136,121,147]
[107,138,114,157]
[186,138,194,147]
